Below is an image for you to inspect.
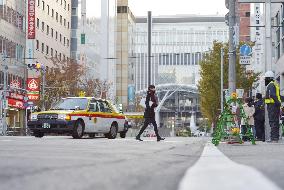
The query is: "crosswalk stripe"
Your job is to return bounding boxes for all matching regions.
[178,142,281,190]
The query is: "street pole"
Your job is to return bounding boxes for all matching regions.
[228,0,236,94]
[221,48,224,112]
[147,11,152,86]
[41,68,46,111]
[265,0,272,141]
[2,54,8,136]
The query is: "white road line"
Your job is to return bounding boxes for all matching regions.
[178,142,282,190]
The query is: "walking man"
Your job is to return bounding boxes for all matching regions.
[264,71,284,143]
[136,85,165,142]
[253,93,265,141]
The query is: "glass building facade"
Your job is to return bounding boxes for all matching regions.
[134,15,229,91]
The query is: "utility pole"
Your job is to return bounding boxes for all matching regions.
[41,68,46,111]
[1,53,8,136]
[221,48,224,112]
[147,11,152,86]
[229,0,237,94]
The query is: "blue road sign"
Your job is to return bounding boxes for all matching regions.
[240,44,252,56]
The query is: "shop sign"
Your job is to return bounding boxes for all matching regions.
[27,0,36,39]
[8,98,25,109]
[8,92,24,101]
[27,78,40,92]
[27,94,39,100]
[10,79,21,89]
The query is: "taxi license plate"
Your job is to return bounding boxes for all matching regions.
[42,123,51,129]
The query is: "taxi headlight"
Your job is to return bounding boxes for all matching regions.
[65,115,71,121]
[30,114,38,121]
[59,114,71,121]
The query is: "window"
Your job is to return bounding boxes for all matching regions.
[56,12,58,21]
[42,1,45,10]
[56,31,58,40]
[37,0,40,6]
[59,53,62,61]
[64,19,66,27]
[46,25,49,35]
[67,22,70,29]
[245,12,250,17]
[61,0,62,5]
[60,34,62,42]
[51,28,54,37]
[55,50,57,57]
[256,20,260,24]
[52,9,54,17]
[60,15,62,24]
[36,40,39,50]
[67,39,69,47]
[64,0,66,9]
[72,8,76,16]
[68,4,70,11]
[51,48,53,57]
[36,18,40,28]
[41,21,44,31]
[41,43,44,53]
[46,45,49,55]
[64,37,66,45]
[47,5,49,15]
[117,6,128,13]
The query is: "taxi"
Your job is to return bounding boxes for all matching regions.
[28,97,129,139]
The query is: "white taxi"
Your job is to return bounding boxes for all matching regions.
[28,97,129,139]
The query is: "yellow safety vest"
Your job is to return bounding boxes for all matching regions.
[265,81,281,104]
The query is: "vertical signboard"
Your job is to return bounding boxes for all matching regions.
[27,0,36,39]
[27,78,40,101]
[128,85,135,105]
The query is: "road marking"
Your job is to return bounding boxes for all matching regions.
[0,140,13,142]
[178,142,282,190]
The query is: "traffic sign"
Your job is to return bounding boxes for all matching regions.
[240,44,252,65]
[240,44,252,56]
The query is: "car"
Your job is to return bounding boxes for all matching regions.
[28,97,129,139]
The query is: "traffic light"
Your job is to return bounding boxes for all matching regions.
[36,62,41,69]
[27,63,36,69]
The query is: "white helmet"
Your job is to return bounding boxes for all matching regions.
[264,71,275,78]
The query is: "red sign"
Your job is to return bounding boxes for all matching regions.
[8,98,25,109]
[8,92,24,101]
[10,79,21,89]
[27,78,40,92]
[27,0,36,39]
[27,94,40,101]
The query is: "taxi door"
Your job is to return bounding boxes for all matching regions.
[97,101,114,133]
[85,100,100,133]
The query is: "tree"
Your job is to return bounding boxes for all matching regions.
[198,41,259,127]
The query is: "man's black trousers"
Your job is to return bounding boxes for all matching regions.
[267,104,280,141]
[137,117,161,138]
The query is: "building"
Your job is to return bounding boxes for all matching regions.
[70,0,78,60]
[248,3,265,75]
[237,2,251,42]
[0,0,26,133]
[134,15,229,92]
[271,3,284,94]
[29,0,72,71]
[116,0,136,111]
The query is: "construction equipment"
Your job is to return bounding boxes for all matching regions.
[212,94,256,146]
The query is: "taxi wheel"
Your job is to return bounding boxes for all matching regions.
[72,121,85,139]
[88,133,96,138]
[34,131,44,138]
[108,124,117,139]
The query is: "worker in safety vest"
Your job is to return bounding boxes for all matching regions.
[264,71,284,143]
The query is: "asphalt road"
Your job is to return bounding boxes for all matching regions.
[0,136,208,190]
[218,140,284,189]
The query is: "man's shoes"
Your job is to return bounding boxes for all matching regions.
[135,136,143,141]
[157,137,165,142]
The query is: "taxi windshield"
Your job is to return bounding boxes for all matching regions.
[50,98,89,110]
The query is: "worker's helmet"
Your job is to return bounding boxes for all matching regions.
[264,71,275,78]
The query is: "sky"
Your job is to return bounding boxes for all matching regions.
[86,0,227,18]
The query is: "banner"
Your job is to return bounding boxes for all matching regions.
[27,0,36,39]
[8,98,25,109]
